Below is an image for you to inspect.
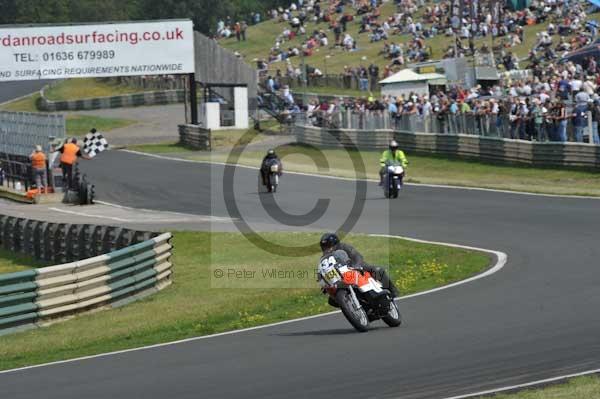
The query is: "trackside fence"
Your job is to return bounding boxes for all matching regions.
[0,111,66,156]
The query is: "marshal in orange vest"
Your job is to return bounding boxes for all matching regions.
[31,152,47,170]
[60,143,80,165]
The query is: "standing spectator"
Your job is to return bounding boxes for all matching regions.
[531,99,546,141]
[29,145,47,193]
[449,98,459,133]
[435,99,448,134]
[572,100,589,142]
[509,99,520,139]
[241,21,248,41]
[555,101,569,142]
[235,22,241,42]
[591,99,600,144]
[368,63,379,92]
[359,67,369,91]
[557,76,571,100]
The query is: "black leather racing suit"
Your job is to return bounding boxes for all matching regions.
[260,154,282,186]
[325,242,400,300]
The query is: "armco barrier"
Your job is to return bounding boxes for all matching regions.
[0,232,172,335]
[293,125,600,169]
[38,85,185,112]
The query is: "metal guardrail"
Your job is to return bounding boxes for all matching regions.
[0,213,171,335]
[0,232,172,335]
[298,109,597,143]
[0,111,65,157]
[0,154,32,192]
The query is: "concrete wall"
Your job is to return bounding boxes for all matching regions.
[193,32,258,106]
[293,125,600,169]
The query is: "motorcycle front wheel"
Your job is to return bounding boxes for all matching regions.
[336,289,369,332]
[269,173,278,193]
[382,300,402,327]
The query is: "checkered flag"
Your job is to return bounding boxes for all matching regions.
[82,131,109,158]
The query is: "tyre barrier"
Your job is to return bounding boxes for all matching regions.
[38,86,185,112]
[0,215,156,264]
[178,124,212,150]
[0,232,173,335]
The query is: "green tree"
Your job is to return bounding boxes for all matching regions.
[0,0,18,25]
[68,0,140,22]
[14,0,71,24]
[1,0,296,33]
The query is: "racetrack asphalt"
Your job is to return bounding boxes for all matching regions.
[0,80,50,104]
[2,149,600,399]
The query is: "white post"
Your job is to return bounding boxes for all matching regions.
[234,87,249,129]
[203,103,221,129]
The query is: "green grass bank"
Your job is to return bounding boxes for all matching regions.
[0,231,489,371]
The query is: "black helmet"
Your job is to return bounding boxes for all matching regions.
[320,233,339,252]
[267,148,275,156]
[389,140,399,151]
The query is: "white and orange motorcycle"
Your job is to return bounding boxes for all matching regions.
[317,251,402,332]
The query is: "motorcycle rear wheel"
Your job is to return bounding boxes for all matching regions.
[336,290,369,332]
[382,300,402,327]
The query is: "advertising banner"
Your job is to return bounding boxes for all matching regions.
[0,20,195,81]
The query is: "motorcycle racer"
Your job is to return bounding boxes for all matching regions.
[319,233,400,306]
[260,149,283,187]
[379,140,408,186]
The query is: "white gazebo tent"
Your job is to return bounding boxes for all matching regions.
[379,69,446,99]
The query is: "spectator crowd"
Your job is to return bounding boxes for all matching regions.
[220,0,600,143]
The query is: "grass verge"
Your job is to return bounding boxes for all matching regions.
[0,93,41,112]
[128,127,273,153]
[66,114,136,137]
[0,249,48,275]
[0,231,489,371]
[44,78,146,101]
[479,376,600,398]
[149,144,600,197]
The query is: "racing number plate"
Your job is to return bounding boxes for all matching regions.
[320,257,341,285]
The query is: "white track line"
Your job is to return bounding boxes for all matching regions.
[372,235,506,300]
[442,368,600,399]
[94,200,235,223]
[49,207,133,223]
[0,235,506,375]
[120,149,600,200]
